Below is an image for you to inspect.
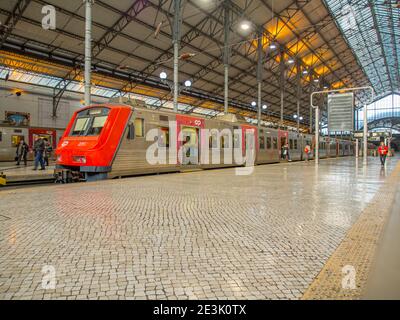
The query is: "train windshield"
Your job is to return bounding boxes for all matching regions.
[70,107,110,136]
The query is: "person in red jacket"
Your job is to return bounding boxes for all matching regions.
[378,141,389,166]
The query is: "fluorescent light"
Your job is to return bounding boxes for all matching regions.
[184,80,192,87]
[270,43,277,49]
[262,104,267,110]
[288,58,294,64]
[314,78,319,83]
[251,101,256,107]
[160,72,167,79]
[293,114,298,119]
[302,70,308,75]
[299,116,303,121]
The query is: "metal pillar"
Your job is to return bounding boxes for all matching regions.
[257,30,263,127]
[84,0,93,106]
[296,60,301,133]
[356,138,359,158]
[223,0,230,114]
[173,0,181,112]
[363,104,368,165]
[280,50,285,126]
[315,106,319,164]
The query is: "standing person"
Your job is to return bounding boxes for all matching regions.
[43,138,53,167]
[284,142,291,161]
[16,139,29,166]
[304,143,311,162]
[33,136,46,170]
[378,141,389,166]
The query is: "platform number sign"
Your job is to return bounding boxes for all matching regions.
[328,93,354,132]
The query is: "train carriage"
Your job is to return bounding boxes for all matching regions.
[55,103,356,183]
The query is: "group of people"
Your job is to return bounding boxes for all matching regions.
[281,142,312,162]
[15,137,53,170]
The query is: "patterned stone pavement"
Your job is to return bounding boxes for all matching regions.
[0,156,399,300]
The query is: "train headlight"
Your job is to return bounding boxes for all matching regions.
[72,156,87,164]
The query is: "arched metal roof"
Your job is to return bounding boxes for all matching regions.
[0,0,377,125]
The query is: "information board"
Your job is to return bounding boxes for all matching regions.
[328,93,354,132]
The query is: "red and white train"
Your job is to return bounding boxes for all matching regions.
[54,104,355,182]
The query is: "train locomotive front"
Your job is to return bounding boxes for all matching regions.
[55,105,132,182]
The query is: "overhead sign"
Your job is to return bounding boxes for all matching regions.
[328,93,354,132]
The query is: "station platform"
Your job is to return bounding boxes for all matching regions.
[0,162,55,184]
[0,156,399,300]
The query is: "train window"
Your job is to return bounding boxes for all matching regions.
[0,131,2,142]
[209,133,218,149]
[127,123,135,140]
[87,116,108,136]
[233,133,241,149]
[259,136,265,149]
[11,135,24,147]
[71,117,90,136]
[294,140,298,149]
[272,137,278,149]
[289,139,293,149]
[266,137,272,149]
[221,135,231,149]
[134,118,144,137]
[158,127,169,148]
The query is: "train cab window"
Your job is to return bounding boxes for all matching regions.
[266,137,272,149]
[70,107,110,136]
[87,115,107,136]
[259,136,265,149]
[134,118,144,137]
[272,137,278,149]
[71,117,90,136]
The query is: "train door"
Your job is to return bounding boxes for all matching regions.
[29,128,57,149]
[181,126,199,165]
[278,130,289,159]
[176,115,205,166]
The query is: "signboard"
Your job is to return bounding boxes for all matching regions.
[328,93,354,132]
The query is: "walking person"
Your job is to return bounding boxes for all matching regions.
[43,138,53,167]
[16,139,29,166]
[33,136,46,170]
[378,141,389,166]
[284,142,291,161]
[304,143,311,162]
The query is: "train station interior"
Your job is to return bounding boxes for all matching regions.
[1,0,400,302]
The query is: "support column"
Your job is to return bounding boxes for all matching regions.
[257,30,263,127]
[356,138,359,158]
[173,0,182,113]
[363,104,368,165]
[223,0,230,114]
[296,60,301,133]
[280,50,285,126]
[84,0,93,106]
[315,106,319,164]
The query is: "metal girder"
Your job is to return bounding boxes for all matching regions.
[52,66,82,117]
[0,0,31,48]
[92,0,149,59]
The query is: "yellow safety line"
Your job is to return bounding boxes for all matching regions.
[302,161,400,300]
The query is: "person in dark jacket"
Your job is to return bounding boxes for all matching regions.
[16,139,29,166]
[33,136,45,170]
[43,138,53,167]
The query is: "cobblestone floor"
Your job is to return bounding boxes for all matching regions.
[0,157,398,300]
